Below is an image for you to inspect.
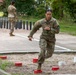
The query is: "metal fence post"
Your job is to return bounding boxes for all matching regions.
[0,20,3,28]
[6,21,8,29]
[23,21,25,29]
[15,21,18,29]
[3,20,6,28]
[19,20,22,29]
[29,22,32,30]
[26,21,28,30]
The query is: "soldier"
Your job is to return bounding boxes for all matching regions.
[28,9,60,72]
[7,0,17,36]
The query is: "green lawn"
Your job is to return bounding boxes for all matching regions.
[59,20,76,36]
[21,16,76,36]
[19,16,39,22]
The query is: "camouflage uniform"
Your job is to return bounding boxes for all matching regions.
[28,17,60,64]
[7,4,17,35]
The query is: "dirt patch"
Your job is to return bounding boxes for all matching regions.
[1,53,76,75]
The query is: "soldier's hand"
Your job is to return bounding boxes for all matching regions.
[28,37,32,41]
[15,17,18,22]
[44,27,50,30]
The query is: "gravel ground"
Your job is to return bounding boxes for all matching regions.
[1,53,76,75]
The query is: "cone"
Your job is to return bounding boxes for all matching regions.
[34,70,42,74]
[0,56,7,59]
[52,66,59,71]
[15,62,22,67]
[33,58,38,63]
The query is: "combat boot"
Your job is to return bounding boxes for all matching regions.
[9,33,15,36]
[37,63,42,70]
[34,63,42,74]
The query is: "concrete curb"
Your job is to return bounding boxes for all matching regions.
[0,50,76,54]
[0,68,11,75]
[54,50,76,53]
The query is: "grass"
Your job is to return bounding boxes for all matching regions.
[59,20,76,36]
[12,73,33,75]
[12,74,25,75]
[20,16,76,36]
[19,16,40,22]
[0,59,13,70]
[12,73,51,75]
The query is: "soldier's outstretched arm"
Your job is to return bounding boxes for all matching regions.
[28,20,41,41]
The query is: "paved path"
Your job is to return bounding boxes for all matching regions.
[0,29,76,54]
[0,29,76,75]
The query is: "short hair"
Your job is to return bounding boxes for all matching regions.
[45,8,53,13]
[11,0,15,5]
[11,1,15,5]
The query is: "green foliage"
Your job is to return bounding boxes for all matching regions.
[15,0,35,16]
[36,3,45,18]
[12,74,24,75]
[12,73,33,75]
[51,0,64,19]
[65,0,76,19]
[0,0,10,16]
[0,1,6,16]
[51,0,76,19]
[0,0,76,20]
[0,60,13,70]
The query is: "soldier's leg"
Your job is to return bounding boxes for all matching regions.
[10,21,15,36]
[9,18,13,35]
[45,42,55,58]
[12,21,15,33]
[37,39,47,70]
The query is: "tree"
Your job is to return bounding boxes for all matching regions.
[15,0,36,16]
[51,0,64,19]
[2,0,36,16]
[51,0,76,20]
[1,0,76,20]
[64,0,76,19]
[34,0,46,18]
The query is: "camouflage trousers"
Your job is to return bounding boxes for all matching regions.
[8,17,16,34]
[38,39,55,64]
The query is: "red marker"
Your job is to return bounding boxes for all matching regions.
[0,56,7,59]
[15,62,22,67]
[52,66,59,71]
[34,70,42,74]
[33,58,38,63]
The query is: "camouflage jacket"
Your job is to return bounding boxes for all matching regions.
[28,17,60,42]
[7,5,17,18]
